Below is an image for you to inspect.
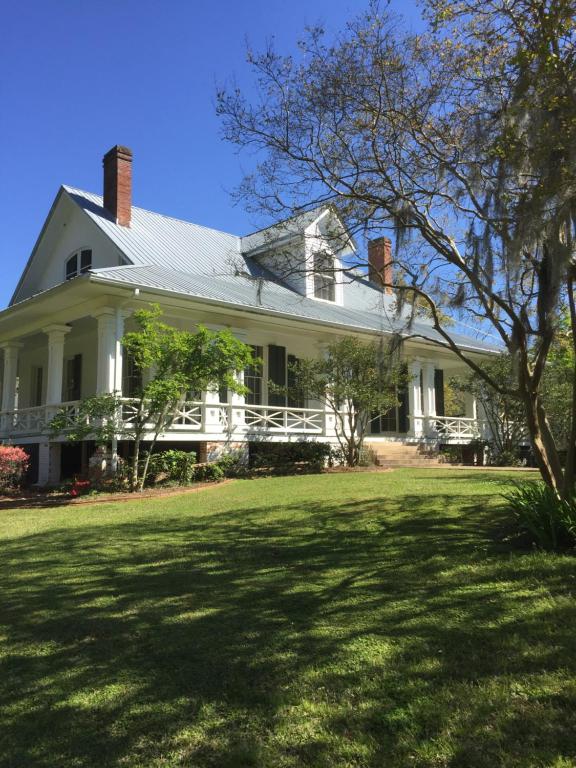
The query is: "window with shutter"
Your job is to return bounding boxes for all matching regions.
[313,252,336,301]
[244,345,263,405]
[65,249,92,280]
[434,369,445,416]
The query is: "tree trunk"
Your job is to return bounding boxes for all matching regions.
[521,389,564,495]
[131,437,140,492]
[563,276,576,497]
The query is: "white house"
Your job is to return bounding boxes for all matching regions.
[0,146,496,484]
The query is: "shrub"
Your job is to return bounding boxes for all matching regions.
[70,479,91,498]
[144,450,243,485]
[0,445,30,491]
[193,462,225,482]
[504,482,576,550]
[489,447,523,467]
[212,454,247,478]
[250,442,331,474]
[145,450,197,485]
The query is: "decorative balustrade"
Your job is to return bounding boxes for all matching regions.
[0,401,84,437]
[0,400,328,439]
[425,415,489,441]
[232,404,324,433]
[0,401,492,444]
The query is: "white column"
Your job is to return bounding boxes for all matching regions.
[37,442,62,486]
[407,361,423,438]
[422,363,436,418]
[114,309,128,394]
[94,309,117,394]
[464,392,477,421]
[422,362,436,436]
[0,342,22,412]
[43,325,71,404]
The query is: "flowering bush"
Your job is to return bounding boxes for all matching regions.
[0,445,30,491]
[70,479,91,498]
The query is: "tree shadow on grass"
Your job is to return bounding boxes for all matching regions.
[0,490,575,767]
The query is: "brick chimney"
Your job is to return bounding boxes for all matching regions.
[368,236,393,293]
[103,145,132,226]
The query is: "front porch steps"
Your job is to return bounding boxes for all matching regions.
[365,442,446,468]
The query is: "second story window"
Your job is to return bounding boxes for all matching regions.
[313,251,336,302]
[65,249,92,280]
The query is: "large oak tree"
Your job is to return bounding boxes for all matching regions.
[218,0,576,496]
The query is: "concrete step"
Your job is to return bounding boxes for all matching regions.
[377,460,444,467]
[365,441,444,468]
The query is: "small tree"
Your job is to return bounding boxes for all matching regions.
[51,306,253,491]
[287,337,406,467]
[451,358,527,465]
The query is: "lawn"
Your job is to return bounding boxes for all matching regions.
[1,469,575,768]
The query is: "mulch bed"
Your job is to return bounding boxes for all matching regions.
[0,479,235,510]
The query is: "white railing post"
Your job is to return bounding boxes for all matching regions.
[202,389,224,435]
[230,370,246,431]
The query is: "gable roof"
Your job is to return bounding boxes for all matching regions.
[7,185,501,354]
[241,205,357,256]
[64,186,244,277]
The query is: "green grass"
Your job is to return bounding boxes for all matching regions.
[1,469,575,767]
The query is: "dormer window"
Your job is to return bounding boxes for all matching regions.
[65,249,92,280]
[313,251,336,302]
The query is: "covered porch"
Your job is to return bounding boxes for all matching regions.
[0,301,485,484]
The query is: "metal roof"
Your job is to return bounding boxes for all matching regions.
[64,186,244,277]
[58,186,500,353]
[90,264,500,353]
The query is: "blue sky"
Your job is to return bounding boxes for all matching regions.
[0,0,423,308]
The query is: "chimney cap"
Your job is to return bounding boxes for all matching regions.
[103,145,133,163]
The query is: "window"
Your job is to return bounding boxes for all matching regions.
[123,352,142,398]
[313,251,336,302]
[244,345,263,405]
[65,355,82,401]
[268,345,306,408]
[65,249,92,280]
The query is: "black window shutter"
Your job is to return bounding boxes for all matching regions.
[287,354,304,408]
[67,354,82,401]
[434,369,445,416]
[398,385,408,433]
[66,254,77,280]
[80,249,92,272]
[268,345,286,406]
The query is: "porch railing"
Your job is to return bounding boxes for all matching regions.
[426,416,489,441]
[0,401,493,444]
[0,399,329,439]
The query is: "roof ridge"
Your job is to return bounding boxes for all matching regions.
[242,204,326,238]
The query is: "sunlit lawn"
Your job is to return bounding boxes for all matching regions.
[1,469,575,767]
